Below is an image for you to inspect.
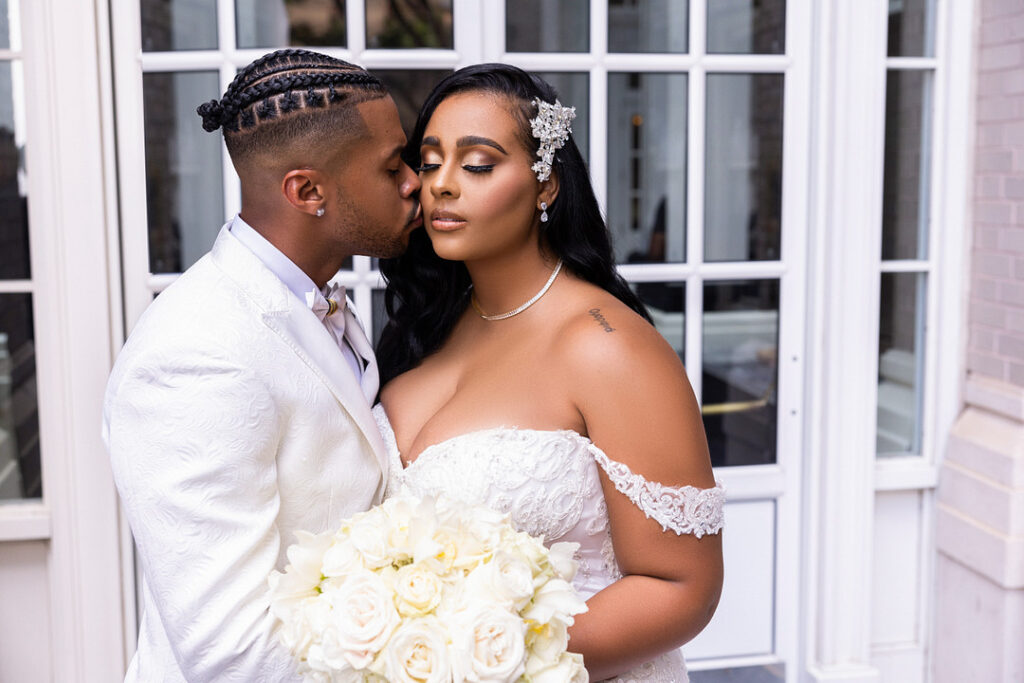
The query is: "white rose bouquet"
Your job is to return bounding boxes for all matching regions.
[268,492,589,682]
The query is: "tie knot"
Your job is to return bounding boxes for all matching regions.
[306,283,346,321]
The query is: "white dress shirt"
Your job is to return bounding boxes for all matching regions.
[229,215,364,380]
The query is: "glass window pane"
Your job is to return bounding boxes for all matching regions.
[635,281,685,360]
[507,0,588,53]
[888,0,936,57]
[877,272,925,456]
[608,0,688,54]
[375,69,452,138]
[882,70,932,260]
[705,73,784,262]
[0,0,9,51]
[535,72,589,163]
[0,61,29,280]
[143,71,224,274]
[366,0,452,49]
[0,293,40,501]
[707,0,786,55]
[608,72,687,264]
[372,287,387,348]
[237,0,347,49]
[140,0,218,52]
[691,664,786,682]
[702,279,779,468]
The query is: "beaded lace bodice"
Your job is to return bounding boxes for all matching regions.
[372,404,724,683]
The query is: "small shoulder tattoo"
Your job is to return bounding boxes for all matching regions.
[588,307,616,333]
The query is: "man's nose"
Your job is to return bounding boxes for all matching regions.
[400,162,421,197]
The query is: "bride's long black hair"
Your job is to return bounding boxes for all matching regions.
[376,63,650,385]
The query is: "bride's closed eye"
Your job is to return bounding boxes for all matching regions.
[415,163,495,174]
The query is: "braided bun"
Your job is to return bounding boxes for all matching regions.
[196,99,226,132]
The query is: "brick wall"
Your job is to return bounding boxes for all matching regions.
[970,0,1024,387]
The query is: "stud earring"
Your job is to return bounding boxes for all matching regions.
[315,207,325,217]
[540,201,548,223]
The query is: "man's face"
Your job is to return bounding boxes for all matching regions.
[329,97,422,258]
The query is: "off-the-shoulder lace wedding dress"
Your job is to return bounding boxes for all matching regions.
[372,404,724,683]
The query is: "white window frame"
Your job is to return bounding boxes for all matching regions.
[802,1,972,681]
[0,0,127,680]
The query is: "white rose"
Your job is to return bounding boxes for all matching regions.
[393,563,444,617]
[525,651,588,683]
[523,578,588,627]
[349,518,393,569]
[510,532,549,574]
[274,595,324,658]
[327,571,400,669]
[453,607,527,682]
[384,617,453,683]
[465,553,535,612]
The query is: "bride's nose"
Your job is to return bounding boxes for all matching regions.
[429,162,459,199]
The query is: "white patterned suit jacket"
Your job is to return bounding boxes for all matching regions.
[104,225,388,682]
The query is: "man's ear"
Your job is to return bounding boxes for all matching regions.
[282,169,325,217]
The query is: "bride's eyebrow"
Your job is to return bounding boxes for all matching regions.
[420,135,508,155]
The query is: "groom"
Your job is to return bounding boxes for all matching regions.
[103,50,421,681]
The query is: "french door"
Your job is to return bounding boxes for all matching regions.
[110,1,811,680]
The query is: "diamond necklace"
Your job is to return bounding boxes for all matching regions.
[470,259,564,321]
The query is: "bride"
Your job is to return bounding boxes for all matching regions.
[374,64,723,682]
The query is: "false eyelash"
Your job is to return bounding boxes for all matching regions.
[463,165,495,173]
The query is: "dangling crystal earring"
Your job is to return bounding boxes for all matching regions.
[540,202,549,223]
[316,207,325,217]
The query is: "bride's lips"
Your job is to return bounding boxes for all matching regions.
[430,209,467,232]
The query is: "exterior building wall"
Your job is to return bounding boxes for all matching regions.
[935,1,1024,681]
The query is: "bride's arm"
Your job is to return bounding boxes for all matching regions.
[562,305,724,681]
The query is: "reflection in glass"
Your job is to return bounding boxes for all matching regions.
[371,287,387,348]
[140,0,218,51]
[375,69,451,137]
[702,280,778,467]
[536,72,589,163]
[691,665,786,682]
[707,0,785,54]
[877,272,925,456]
[366,0,452,49]
[0,294,40,500]
[0,61,29,280]
[608,0,687,54]
[888,0,935,57]
[705,74,783,262]
[634,281,684,361]
[507,0,588,53]
[143,71,225,274]
[608,73,687,265]
[237,0,346,49]
[0,0,9,51]
[882,70,931,261]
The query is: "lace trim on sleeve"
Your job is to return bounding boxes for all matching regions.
[590,446,724,538]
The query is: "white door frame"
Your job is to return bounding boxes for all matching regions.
[0,0,127,680]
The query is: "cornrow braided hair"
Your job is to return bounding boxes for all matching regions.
[196,48,385,134]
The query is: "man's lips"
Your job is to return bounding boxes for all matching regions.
[405,203,423,229]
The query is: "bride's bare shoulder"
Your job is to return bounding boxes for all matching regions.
[552,281,681,374]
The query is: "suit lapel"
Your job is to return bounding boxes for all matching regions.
[209,225,389,490]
